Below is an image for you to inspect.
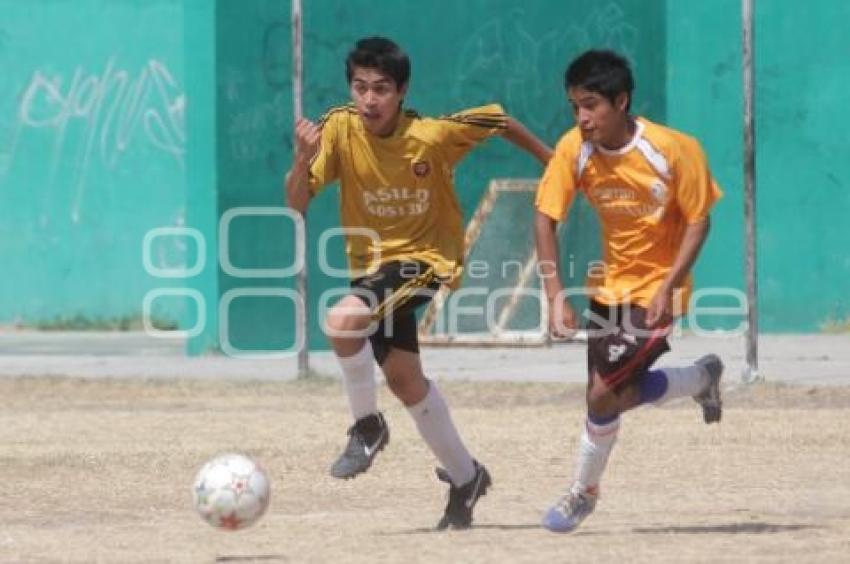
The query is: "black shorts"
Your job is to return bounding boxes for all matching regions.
[350,261,442,365]
[585,300,671,389]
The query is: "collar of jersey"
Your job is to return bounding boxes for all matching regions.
[360,110,413,141]
[595,118,645,156]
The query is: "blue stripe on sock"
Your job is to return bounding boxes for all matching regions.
[638,369,669,404]
[587,411,620,426]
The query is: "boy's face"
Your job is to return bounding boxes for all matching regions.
[350,66,408,137]
[567,87,629,148]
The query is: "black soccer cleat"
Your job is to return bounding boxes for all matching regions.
[329,413,389,479]
[694,354,724,424]
[435,460,492,530]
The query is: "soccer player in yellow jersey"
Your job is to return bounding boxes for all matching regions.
[286,37,551,530]
[535,50,724,533]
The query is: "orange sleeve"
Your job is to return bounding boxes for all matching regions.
[675,136,722,223]
[534,134,579,222]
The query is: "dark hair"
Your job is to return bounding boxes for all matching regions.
[565,50,634,111]
[345,36,410,88]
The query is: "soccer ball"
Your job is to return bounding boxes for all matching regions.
[192,453,271,530]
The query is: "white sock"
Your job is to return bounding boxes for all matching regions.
[573,417,620,495]
[654,364,708,405]
[337,341,377,420]
[407,381,476,486]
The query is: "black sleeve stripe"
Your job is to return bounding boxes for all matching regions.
[317,104,357,127]
[438,114,508,129]
[439,113,508,121]
[456,112,508,117]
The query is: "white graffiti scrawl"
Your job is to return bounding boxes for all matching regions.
[7,57,185,221]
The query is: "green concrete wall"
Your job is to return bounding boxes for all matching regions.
[0,0,187,328]
[666,0,745,332]
[3,0,846,353]
[667,0,850,332]
[183,0,219,353]
[755,0,850,331]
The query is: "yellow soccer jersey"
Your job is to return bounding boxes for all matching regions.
[309,103,507,286]
[535,117,722,313]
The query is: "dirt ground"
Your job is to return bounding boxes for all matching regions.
[1,376,849,563]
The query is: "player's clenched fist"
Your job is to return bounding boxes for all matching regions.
[549,296,578,340]
[294,118,321,162]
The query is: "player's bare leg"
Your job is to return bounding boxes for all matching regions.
[543,359,724,532]
[379,348,428,405]
[637,357,724,423]
[325,295,388,479]
[382,348,491,530]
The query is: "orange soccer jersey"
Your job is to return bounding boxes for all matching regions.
[535,117,722,313]
[309,103,507,286]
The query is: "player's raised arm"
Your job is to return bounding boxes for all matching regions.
[501,116,553,166]
[437,105,551,167]
[284,117,321,215]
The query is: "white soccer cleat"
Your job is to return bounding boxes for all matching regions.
[542,487,597,533]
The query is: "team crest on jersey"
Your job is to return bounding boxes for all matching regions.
[650,179,668,204]
[412,160,430,178]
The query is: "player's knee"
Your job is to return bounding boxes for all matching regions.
[325,300,372,335]
[383,357,427,405]
[587,387,620,418]
[385,373,426,405]
[385,375,407,398]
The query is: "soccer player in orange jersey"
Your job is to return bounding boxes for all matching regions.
[286,37,551,530]
[535,50,724,533]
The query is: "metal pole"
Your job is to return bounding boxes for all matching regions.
[292,0,309,377]
[742,0,760,383]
